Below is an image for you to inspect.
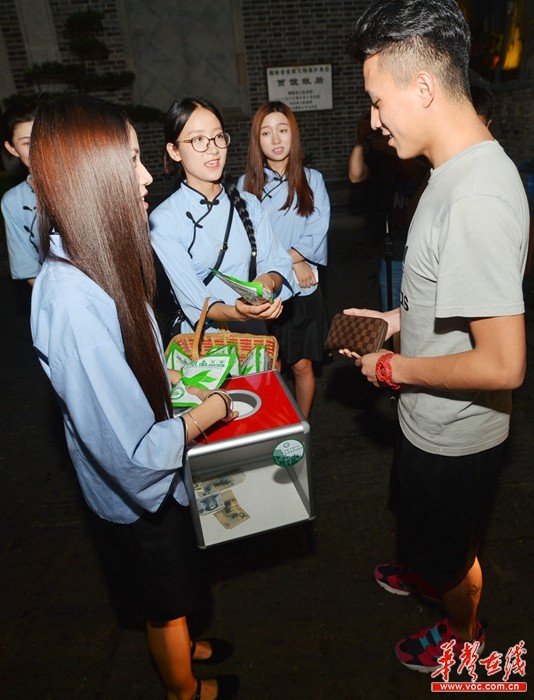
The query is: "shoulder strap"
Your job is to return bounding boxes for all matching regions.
[203,201,234,285]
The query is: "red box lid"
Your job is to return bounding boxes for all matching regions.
[202,371,302,444]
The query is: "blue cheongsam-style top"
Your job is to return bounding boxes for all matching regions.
[150,183,293,331]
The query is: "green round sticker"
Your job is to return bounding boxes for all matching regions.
[272,439,304,468]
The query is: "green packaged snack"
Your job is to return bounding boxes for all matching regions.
[239,346,272,376]
[171,355,232,408]
[165,341,192,372]
[206,343,240,377]
[171,383,202,409]
[211,269,275,305]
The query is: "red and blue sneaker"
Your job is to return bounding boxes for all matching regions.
[394,616,485,673]
[374,563,442,607]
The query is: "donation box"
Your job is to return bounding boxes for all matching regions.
[185,370,314,548]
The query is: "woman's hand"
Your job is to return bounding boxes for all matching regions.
[235,296,283,320]
[221,408,239,422]
[231,272,283,320]
[254,273,276,295]
[187,387,237,421]
[206,390,238,422]
[167,369,182,385]
[293,261,317,288]
[186,386,211,402]
[183,389,237,445]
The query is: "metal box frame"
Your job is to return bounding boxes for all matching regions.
[185,371,314,548]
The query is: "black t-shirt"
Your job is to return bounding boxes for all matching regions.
[364,145,429,259]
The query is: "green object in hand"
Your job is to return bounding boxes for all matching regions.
[211,269,274,305]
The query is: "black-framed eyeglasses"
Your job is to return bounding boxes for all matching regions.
[176,131,231,153]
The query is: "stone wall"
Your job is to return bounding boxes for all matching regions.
[236,0,369,181]
[138,0,369,193]
[48,0,128,72]
[124,0,372,195]
[0,0,31,93]
[0,0,371,193]
[1,0,533,195]
[47,0,133,103]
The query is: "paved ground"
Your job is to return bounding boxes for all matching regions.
[0,205,532,699]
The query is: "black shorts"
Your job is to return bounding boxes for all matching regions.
[90,498,209,623]
[390,433,505,589]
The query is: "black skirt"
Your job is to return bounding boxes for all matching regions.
[90,498,209,623]
[269,287,329,365]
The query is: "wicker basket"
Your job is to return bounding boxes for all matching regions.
[166,297,279,364]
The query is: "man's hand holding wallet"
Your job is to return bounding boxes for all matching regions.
[326,307,401,388]
[325,312,388,356]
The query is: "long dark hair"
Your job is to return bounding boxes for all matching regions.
[163,96,257,279]
[243,100,314,217]
[31,95,172,421]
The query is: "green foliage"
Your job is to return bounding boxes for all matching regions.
[6,8,161,123]
[81,71,135,91]
[2,93,165,125]
[24,63,133,91]
[64,10,104,37]
[25,62,85,84]
[3,93,52,108]
[64,10,109,62]
[69,36,109,62]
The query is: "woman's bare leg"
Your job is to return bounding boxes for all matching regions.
[291,358,315,418]
[146,617,218,700]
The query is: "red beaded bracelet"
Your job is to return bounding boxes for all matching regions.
[375,352,401,390]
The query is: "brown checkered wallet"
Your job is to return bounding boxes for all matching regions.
[325,313,388,356]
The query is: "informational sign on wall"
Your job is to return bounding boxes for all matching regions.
[266,64,333,112]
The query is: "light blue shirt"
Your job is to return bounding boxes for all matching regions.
[238,167,330,297]
[149,183,293,331]
[31,234,188,524]
[1,177,41,279]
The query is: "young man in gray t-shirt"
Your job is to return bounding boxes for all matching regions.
[346,0,529,674]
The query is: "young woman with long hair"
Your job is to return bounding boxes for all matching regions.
[239,101,330,417]
[150,97,293,342]
[30,95,238,700]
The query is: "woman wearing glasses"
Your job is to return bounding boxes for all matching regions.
[150,97,293,341]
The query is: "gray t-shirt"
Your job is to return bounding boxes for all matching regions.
[398,141,529,456]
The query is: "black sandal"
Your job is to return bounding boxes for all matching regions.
[192,674,239,700]
[190,638,234,665]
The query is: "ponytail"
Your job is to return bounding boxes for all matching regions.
[224,180,257,281]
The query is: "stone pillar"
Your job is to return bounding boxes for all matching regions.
[14,0,61,65]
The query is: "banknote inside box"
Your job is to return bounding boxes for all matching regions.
[184,370,314,548]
